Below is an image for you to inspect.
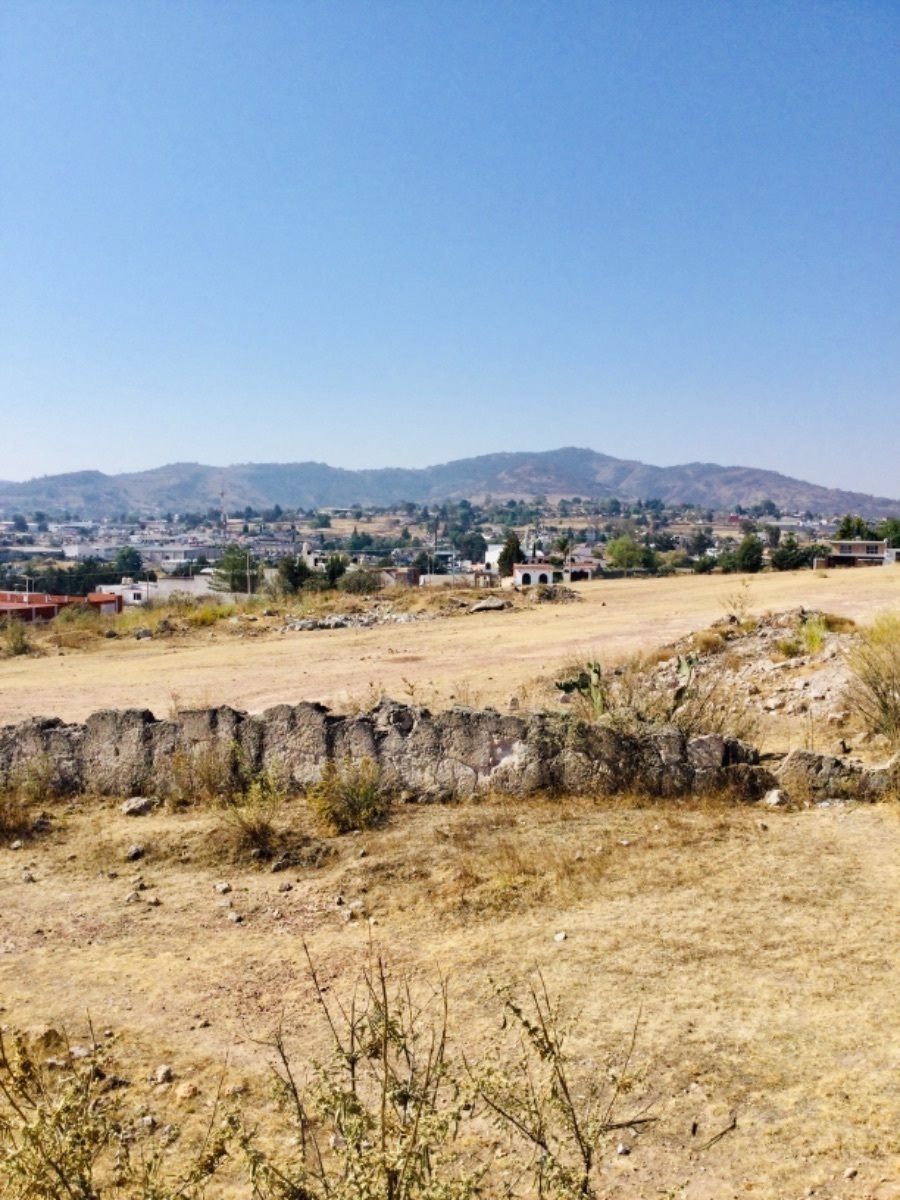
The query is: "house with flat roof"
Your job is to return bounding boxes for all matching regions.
[822,539,889,567]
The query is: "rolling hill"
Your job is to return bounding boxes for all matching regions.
[1,448,897,518]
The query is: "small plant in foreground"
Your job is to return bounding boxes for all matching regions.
[845,609,900,747]
[0,1024,233,1198]
[307,757,390,833]
[245,947,480,1200]
[720,579,752,623]
[472,973,654,1199]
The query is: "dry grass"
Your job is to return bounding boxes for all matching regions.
[1,569,898,730]
[3,795,900,1193]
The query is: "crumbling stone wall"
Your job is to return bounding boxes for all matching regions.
[0,699,777,801]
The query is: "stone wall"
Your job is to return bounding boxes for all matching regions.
[0,700,777,801]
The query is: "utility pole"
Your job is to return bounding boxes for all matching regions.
[246,550,252,597]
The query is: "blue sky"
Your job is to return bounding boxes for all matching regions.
[1,1,897,495]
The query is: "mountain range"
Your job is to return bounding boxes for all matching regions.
[1,448,897,519]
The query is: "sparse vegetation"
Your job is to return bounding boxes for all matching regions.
[307,758,390,833]
[555,653,758,743]
[0,755,57,839]
[845,608,900,746]
[219,769,286,859]
[0,618,33,659]
[246,950,480,1200]
[0,1024,234,1199]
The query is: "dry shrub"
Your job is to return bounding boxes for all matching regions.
[822,611,856,634]
[845,609,900,746]
[185,601,232,628]
[0,1024,233,1199]
[720,579,752,622]
[0,618,34,659]
[54,602,102,632]
[0,787,32,841]
[248,951,481,1200]
[307,758,390,833]
[0,756,57,839]
[692,628,726,655]
[219,771,284,859]
[165,742,241,807]
[775,636,803,659]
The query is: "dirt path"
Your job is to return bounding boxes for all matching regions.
[1,569,899,725]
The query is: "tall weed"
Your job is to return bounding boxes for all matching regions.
[845,609,900,746]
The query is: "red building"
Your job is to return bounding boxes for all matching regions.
[0,591,123,622]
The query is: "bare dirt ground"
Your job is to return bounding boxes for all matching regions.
[1,569,899,727]
[3,569,900,1196]
[2,795,900,1197]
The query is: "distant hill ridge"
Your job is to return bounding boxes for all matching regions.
[1,448,897,518]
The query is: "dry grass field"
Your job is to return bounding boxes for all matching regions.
[3,569,900,1197]
[1,568,899,727]
[3,794,900,1197]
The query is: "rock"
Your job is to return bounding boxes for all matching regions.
[155,1064,173,1083]
[10,840,22,851]
[277,881,293,892]
[125,890,140,903]
[687,735,726,770]
[469,596,509,613]
[554,931,567,942]
[125,844,145,862]
[616,1143,631,1156]
[844,1167,858,1180]
[763,789,788,808]
[214,882,232,894]
[121,796,154,817]
[146,895,161,907]
[22,870,35,883]
[227,911,243,923]
[133,628,152,640]
[176,1081,198,1100]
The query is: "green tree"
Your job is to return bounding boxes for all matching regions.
[734,534,764,573]
[213,544,260,593]
[456,531,487,563]
[498,532,522,577]
[324,554,347,586]
[553,534,573,566]
[836,514,876,539]
[113,545,143,575]
[770,533,811,571]
[277,555,312,593]
[876,518,900,548]
[688,527,714,557]
[604,536,644,571]
[11,514,27,533]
